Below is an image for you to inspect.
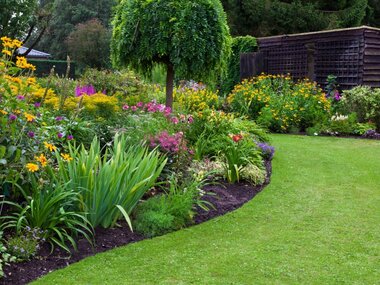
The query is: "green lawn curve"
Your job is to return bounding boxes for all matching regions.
[34,135,380,285]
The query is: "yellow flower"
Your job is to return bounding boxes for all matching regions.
[24,112,36,122]
[26,163,39,172]
[0,110,8,115]
[60,153,73,161]
[35,154,48,167]
[44,142,57,152]
[27,77,36,85]
[2,49,11,56]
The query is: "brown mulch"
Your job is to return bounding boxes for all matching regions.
[1,161,272,285]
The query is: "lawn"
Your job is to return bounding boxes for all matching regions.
[34,135,380,285]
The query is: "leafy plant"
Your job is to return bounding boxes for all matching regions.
[340,86,380,130]
[6,227,44,261]
[133,174,212,237]
[0,230,16,279]
[227,74,331,132]
[0,182,93,253]
[56,134,167,229]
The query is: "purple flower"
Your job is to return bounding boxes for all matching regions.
[9,114,17,121]
[75,85,96,97]
[34,102,41,108]
[256,142,275,160]
[55,116,63,121]
[188,116,194,124]
[27,131,35,138]
[67,134,74,140]
[17,95,25,100]
[57,132,63,139]
[334,91,341,101]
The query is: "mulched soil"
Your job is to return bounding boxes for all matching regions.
[1,161,272,285]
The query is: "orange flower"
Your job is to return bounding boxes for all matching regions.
[35,154,48,167]
[26,163,39,172]
[24,112,36,122]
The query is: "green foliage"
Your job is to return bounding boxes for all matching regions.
[111,0,231,82]
[6,227,43,261]
[0,230,16,279]
[66,19,111,70]
[220,36,257,96]
[0,0,38,39]
[186,110,269,160]
[227,74,331,132]
[79,68,148,98]
[0,182,93,253]
[133,175,209,237]
[37,0,116,60]
[240,163,266,186]
[220,134,263,183]
[56,134,167,229]
[221,0,370,37]
[340,86,380,130]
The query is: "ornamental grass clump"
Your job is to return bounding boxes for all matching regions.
[56,134,167,229]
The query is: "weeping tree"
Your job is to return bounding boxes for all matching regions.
[111,0,231,108]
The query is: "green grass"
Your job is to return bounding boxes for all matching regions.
[34,135,380,285]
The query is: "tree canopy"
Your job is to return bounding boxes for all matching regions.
[221,0,372,37]
[111,0,231,108]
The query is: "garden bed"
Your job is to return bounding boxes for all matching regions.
[1,161,272,285]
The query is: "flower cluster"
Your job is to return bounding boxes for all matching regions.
[256,142,275,160]
[75,85,97,97]
[123,101,171,116]
[227,74,331,132]
[150,131,191,154]
[174,85,219,112]
[362,129,380,140]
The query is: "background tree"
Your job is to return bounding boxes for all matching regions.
[221,0,371,37]
[0,0,38,39]
[66,19,110,70]
[111,0,231,108]
[37,0,116,60]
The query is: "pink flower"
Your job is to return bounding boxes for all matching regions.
[122,104,129,110]
[136,102,143,108]
[131,106,137,111]
[170,117,179,124]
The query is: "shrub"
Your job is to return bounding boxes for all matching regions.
[133,175,209,237]
[220,36,258,96]
[240,163,266,186]
[340,86,380,130]
[227,74,331,132]
[0,38,79,199]
[173,83,219,113]
[185,109,269,160]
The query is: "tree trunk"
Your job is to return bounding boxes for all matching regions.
[165,62,174,109]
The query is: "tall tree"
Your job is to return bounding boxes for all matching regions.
[111,0,231,108]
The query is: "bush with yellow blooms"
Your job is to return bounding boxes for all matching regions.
[227,74,331,132]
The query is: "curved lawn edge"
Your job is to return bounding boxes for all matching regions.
[33,135,380,285]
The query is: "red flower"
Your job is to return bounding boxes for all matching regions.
[230,134,243,142]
